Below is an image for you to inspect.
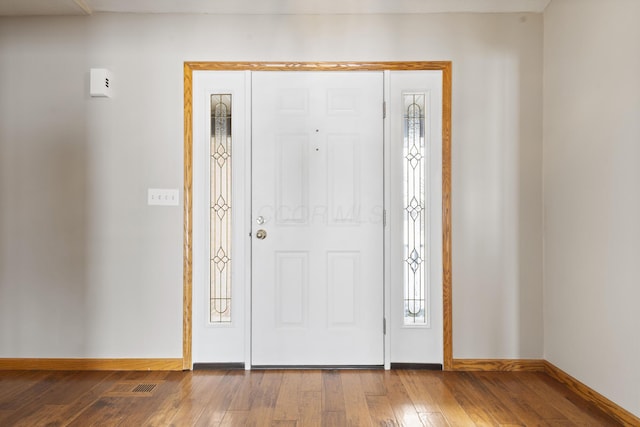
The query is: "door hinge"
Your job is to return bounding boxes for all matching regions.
[383,318,387,335]
[383,209,387,227]
[383,101,386,119]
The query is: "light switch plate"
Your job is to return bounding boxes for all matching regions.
[148,188,179,206]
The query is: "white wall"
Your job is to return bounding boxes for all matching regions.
[544,0,640,417]
[0,12,543,359]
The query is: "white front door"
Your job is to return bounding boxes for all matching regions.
[251,72,384,366]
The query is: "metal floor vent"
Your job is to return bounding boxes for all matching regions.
[132,383,157,393]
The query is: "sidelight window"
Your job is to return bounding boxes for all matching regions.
[210,94,232,323]
[403,93,428,325]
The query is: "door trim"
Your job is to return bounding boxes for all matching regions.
[183,61,453,370]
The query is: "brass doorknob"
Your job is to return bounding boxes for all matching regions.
[256,229,267,240]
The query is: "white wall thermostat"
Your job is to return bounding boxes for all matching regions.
[90,68,112,97]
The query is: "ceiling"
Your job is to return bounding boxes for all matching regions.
[0,0,552,16]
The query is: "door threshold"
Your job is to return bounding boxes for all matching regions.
[251,365,384,370]
[193,362,245,370]
[390,363,443,370]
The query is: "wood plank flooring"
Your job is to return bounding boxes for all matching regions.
[0,369,622,426]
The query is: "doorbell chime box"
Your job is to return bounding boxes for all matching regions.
[90,68,112,97]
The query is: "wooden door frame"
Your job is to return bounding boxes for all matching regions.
[182,61,452,370]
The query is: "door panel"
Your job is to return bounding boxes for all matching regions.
[327,135,360,224]
[276,134,309,224]
[251,71,384,366]
[275,251,308,326]
[327,251,360,326]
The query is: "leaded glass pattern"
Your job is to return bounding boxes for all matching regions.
[210,94,232,323]
[403,93,427,325]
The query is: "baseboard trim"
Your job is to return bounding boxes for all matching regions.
[452,358,546,372]
[0,358,183,371]
[544,361,640,426]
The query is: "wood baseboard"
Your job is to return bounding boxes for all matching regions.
[0,358,183,371]
[452,359,546,372]
[544,361,640,426]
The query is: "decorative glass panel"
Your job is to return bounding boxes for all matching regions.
[403,93,427,325]
[210,94,232,323]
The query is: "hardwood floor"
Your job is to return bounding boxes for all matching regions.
[0,369,622,426]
